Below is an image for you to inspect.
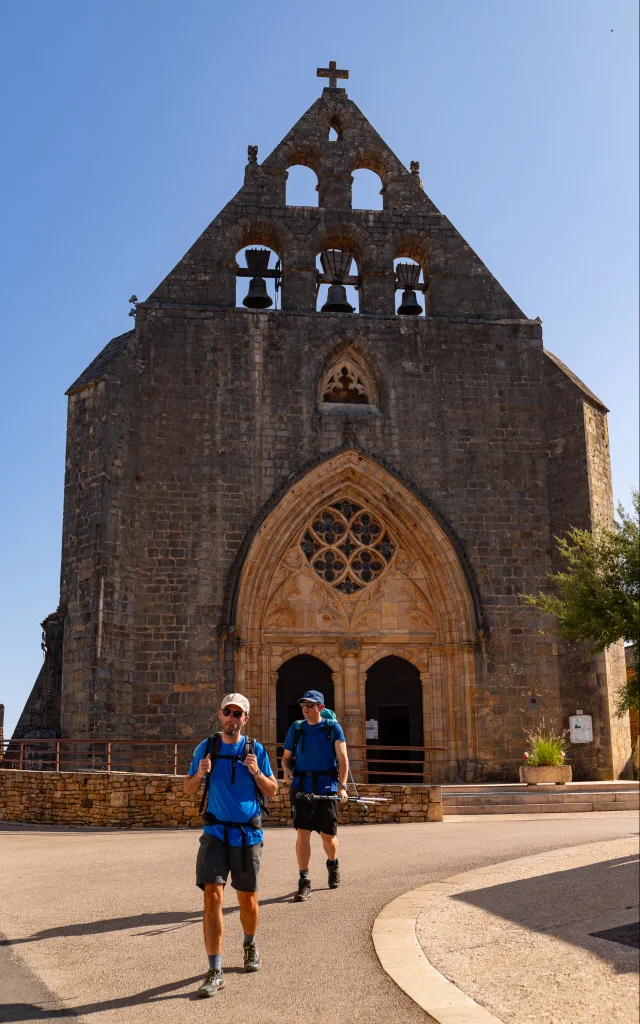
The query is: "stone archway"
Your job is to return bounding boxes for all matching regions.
[234,449,478,781]
[276,654,334,741]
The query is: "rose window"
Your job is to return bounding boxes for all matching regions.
[300,502,395,594]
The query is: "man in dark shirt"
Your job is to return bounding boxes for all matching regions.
[184,693,278,997]
[281,690,349,901]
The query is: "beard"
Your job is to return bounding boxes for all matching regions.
[222,718,242,738]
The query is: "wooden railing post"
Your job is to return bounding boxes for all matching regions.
[55,740,60,772]
[19,740,24,771]
[173,744,178,776]
[107,742,111,773]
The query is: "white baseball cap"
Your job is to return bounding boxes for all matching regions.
[220,692,250,715]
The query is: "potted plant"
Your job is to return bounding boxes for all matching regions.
[519,723,572,785]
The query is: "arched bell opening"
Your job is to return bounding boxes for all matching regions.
[276,655,335,745]
[316,250,359,313]
[393,257,426,317]
[351,168,384,211]
[235,245,281,310]
[365,656,423,783]
[286,164,319,207]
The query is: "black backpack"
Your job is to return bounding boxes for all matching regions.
[198,733,268,820]
[290,717,339,794]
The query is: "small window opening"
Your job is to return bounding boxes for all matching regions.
[393,257,426,317]
[351,168,383,210]
[236,246,280,309]
[316,251,359,313]
[329,125,340,142]
[286,164,319,207]
[322,364,370,404]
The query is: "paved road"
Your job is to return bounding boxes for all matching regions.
[1,812,637,1024]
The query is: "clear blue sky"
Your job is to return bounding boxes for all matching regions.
[1,0,637,738]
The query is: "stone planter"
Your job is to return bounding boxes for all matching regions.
[519,764,572,786]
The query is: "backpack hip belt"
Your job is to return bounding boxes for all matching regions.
[202,812,262,871]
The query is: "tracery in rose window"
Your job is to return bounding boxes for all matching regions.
[300,501,395,594]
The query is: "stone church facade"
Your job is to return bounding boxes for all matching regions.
[14,68,631,781]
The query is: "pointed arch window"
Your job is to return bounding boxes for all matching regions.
[318,346,379,410]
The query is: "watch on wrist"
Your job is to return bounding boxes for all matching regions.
[339,783,348,791]
[253,768,263,779]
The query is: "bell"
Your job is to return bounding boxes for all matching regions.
[397,288,423,316]
[243,276,273,309]
[321,284,354,313]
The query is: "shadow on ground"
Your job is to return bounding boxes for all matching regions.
[453,853,640,971]
[0,975,206,1021]
[0,893,297,949]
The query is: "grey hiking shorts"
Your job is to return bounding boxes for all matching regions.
[196,833,263,892]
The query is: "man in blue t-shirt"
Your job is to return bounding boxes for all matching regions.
[281,689,350,901]
[184,692,277,998]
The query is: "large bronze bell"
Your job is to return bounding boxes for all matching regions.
[243,276,273,309]
[321,283,354,313]
[397,288,423,316]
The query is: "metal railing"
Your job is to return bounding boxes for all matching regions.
[1,737,444,783]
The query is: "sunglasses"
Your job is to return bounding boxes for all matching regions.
[299,701,320,708]
[221,708,244,719]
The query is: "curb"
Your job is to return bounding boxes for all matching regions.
[371,841,630,1024]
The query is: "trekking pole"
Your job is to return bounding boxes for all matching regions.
[346,765,389,805]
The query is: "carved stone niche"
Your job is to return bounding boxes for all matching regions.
[339,637,360,658]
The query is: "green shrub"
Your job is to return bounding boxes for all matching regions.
[523,723,569,766]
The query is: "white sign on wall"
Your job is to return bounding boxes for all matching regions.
[365,719,379,740]
[569,713,593,744]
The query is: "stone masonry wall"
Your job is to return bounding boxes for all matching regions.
[0,770,442,827]
[18,84,624,780]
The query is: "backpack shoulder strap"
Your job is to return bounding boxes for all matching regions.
[292,719,304,757]
[198,734,221,814]
[244,736,269,818]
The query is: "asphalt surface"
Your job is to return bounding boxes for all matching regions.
[0,812,638,1024]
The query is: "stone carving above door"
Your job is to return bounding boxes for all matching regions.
[263,518,435,638]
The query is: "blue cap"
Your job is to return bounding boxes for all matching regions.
[298,689,325,704]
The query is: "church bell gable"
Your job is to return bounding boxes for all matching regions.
[148,69,524,320]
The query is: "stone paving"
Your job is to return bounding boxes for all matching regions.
[416,838,639,1024]
[0,812,637,1024]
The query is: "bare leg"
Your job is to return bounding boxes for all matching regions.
[295,828,312,870]
[236,890,259,936]
[321,832,338,861]
[203,883,224,955]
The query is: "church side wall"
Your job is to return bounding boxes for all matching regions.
[542,358,631,777]
[60,344,141,739]
[71,305,566,779]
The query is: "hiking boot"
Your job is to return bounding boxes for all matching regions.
[294,876,312,901]
[327,860,341,889]
[196,968,224,998]
[243,942,261,972]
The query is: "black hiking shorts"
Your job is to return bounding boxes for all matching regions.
[291,791,339,836]
[196,834,263,892]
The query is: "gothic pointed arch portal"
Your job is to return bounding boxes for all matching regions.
[234,450,478,780]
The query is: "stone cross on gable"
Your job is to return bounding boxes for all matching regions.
[317,60,349,90]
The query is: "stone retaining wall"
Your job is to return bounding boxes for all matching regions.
[0,770,442,828]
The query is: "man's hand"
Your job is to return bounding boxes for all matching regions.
[197,757,211,778]
[339,786,348,805]
[243,752,260,777]
[282,767,294,785]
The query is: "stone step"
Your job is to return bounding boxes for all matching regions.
[443,781,638,795]
[444,791,639,805]
[444,790,639,815]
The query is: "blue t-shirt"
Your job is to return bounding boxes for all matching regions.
[283,719,345,795]
[188,736,272,847]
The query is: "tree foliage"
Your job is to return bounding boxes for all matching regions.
[528,492,639,714]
